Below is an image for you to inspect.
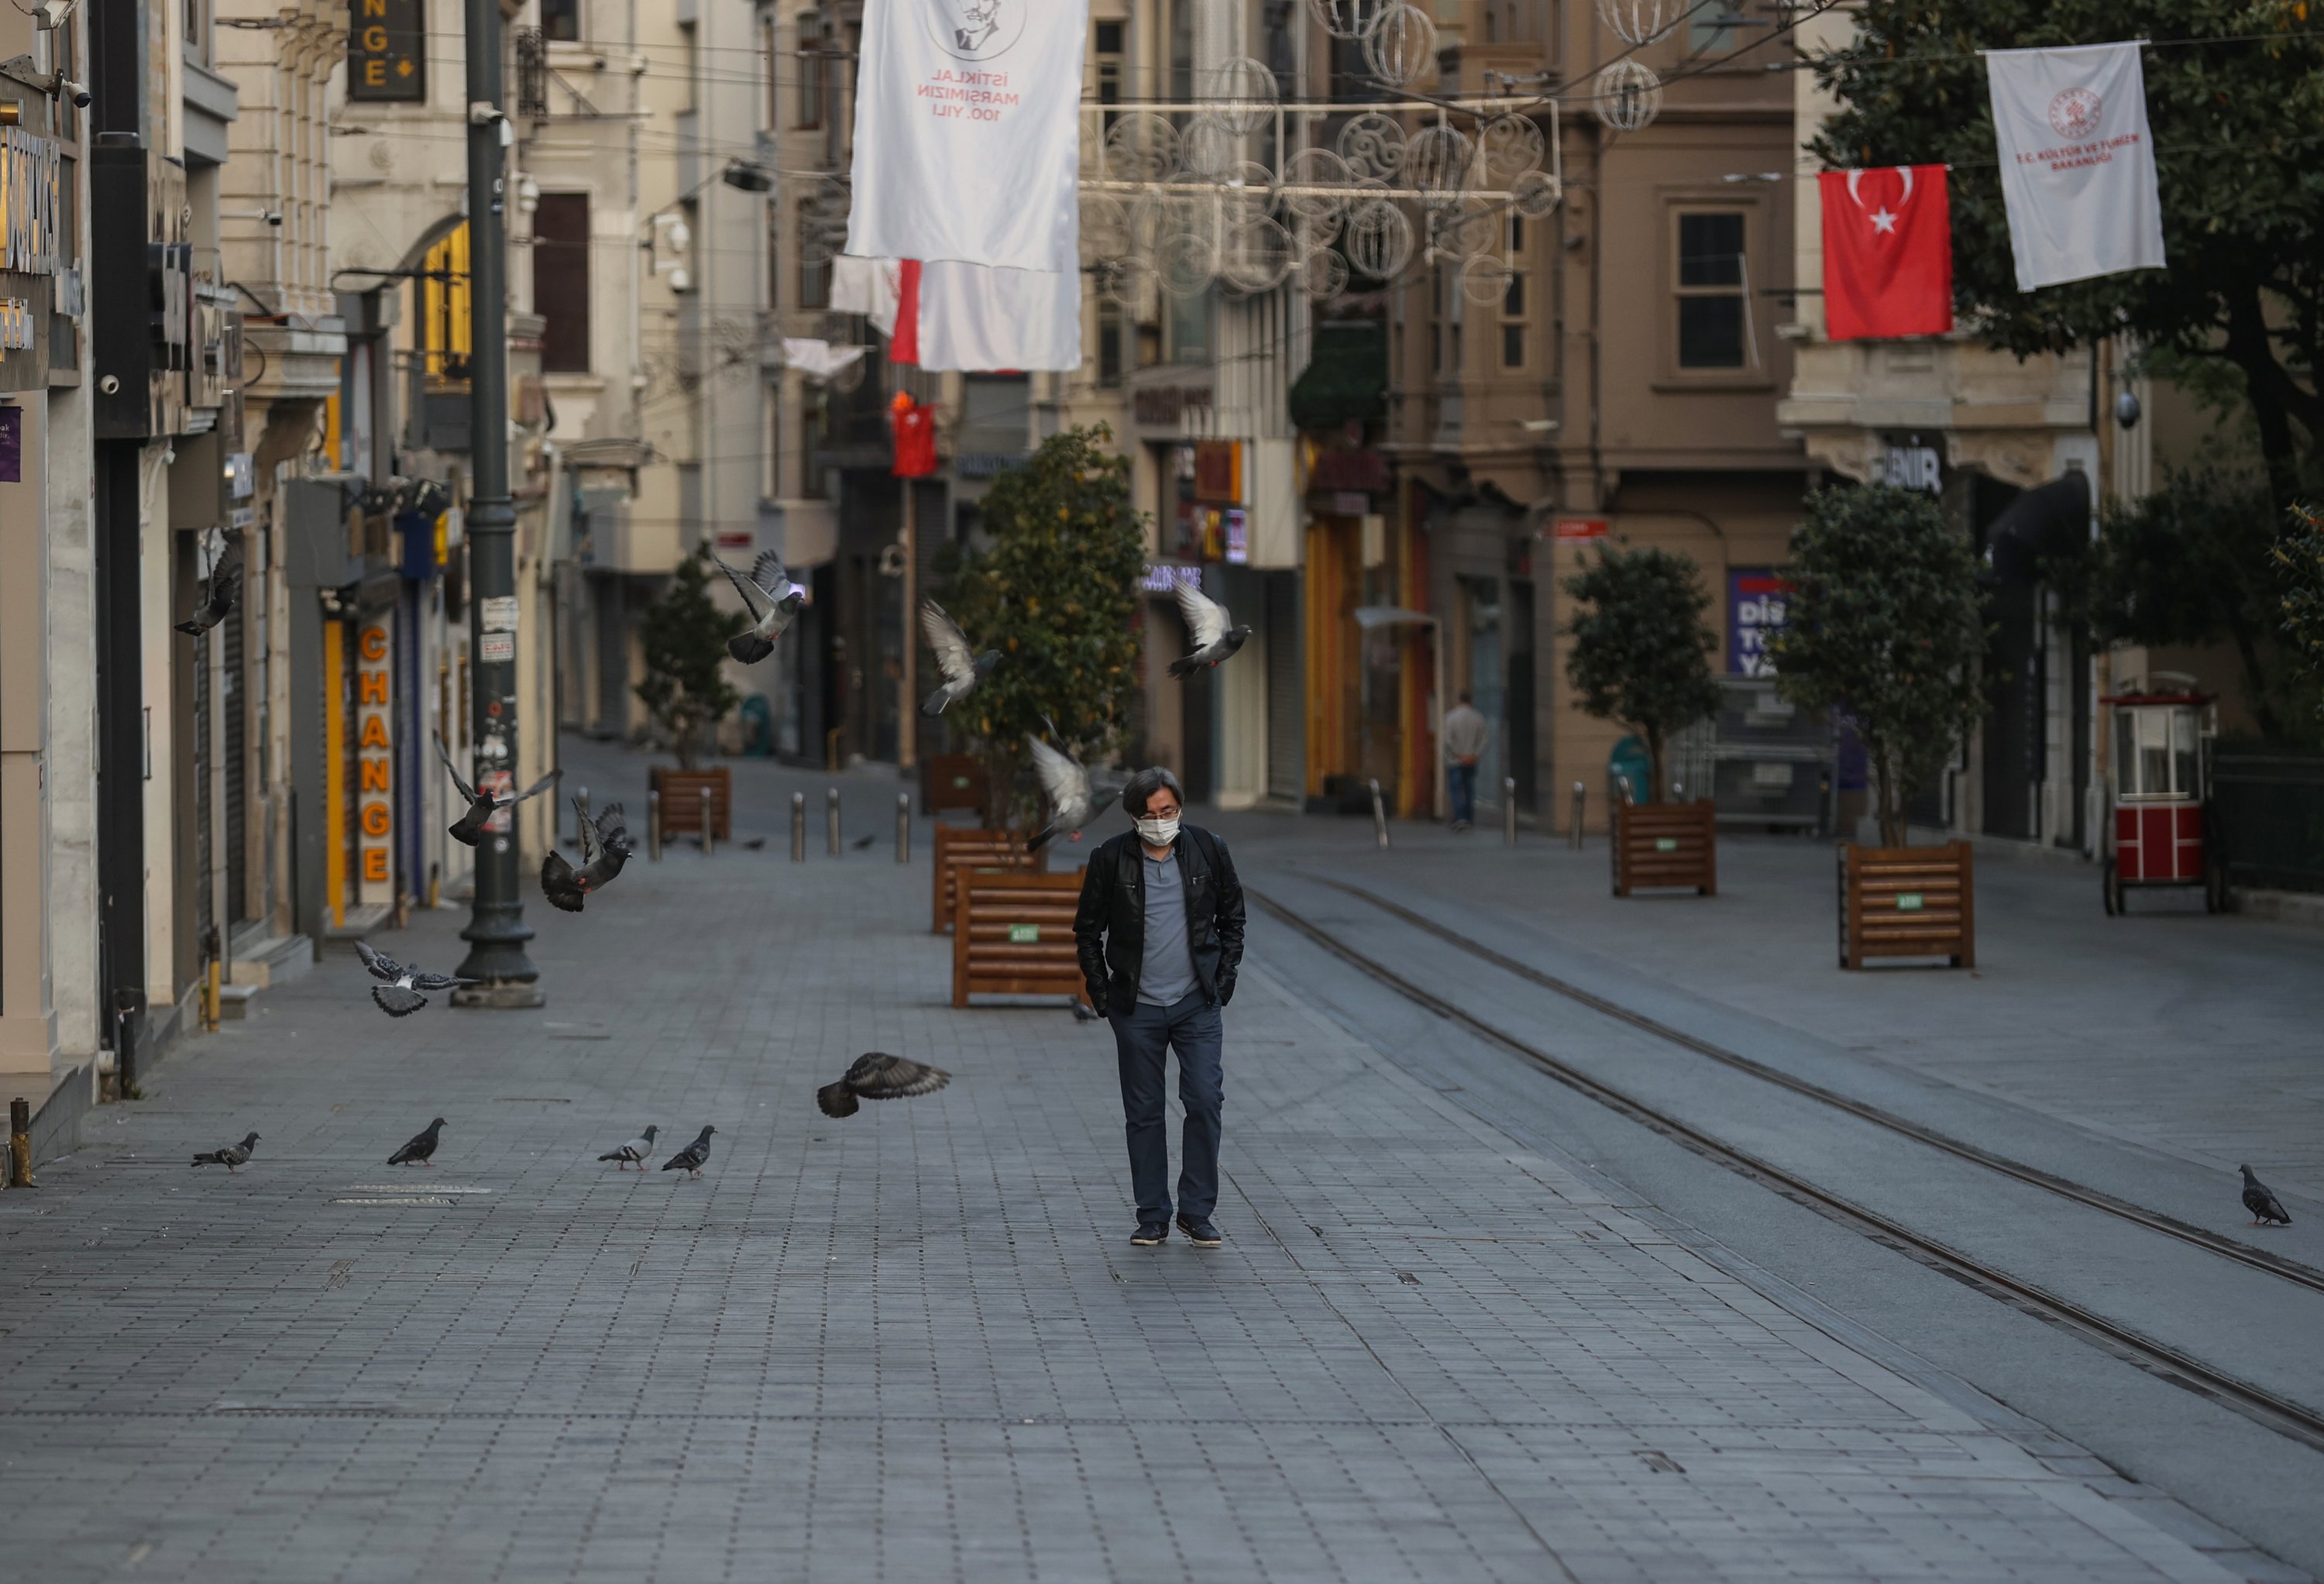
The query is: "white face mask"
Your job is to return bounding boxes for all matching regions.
[1135,813,1181,847]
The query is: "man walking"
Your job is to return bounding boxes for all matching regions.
[1074,768,1246,1249]
[1443,690,1490,831]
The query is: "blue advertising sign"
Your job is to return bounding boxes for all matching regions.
[1728,569,1788,676]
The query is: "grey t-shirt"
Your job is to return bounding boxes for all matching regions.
[1136,847,1199,1006]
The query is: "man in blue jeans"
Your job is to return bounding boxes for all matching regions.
[1073,767,1246,1248]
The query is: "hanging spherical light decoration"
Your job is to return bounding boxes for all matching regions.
[1204,56,1279,137]
[1595,0,1680,45]
[1281,146,1354,224]
[1176,113,1237,180]
[1299,245,1352,300]
[1593,58,1662,133]
[798,177,852,265]
[1510,169,1563,218]
[1477,114,1545,185]
[1343,197,1414,280]
[1306,0,1390,40]
[1399,123,1474,206]
[1221,217,1298,294]
[1361,4,1437,91]
[1336,112,1408,184]
[1459,253,1515,308]
[1103,112,1181,184]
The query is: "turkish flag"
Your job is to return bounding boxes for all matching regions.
[1820,165,1953,342]
[891,395,937,479]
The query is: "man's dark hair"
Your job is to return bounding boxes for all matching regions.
[1121,765,1184,816]
[1458,690,1473,703]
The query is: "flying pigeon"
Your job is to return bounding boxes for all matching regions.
[713,550,806,664]
[816,1053,951,1118]
[191,1132,260,1171]
[2242,1164,2292,1226]
[435,734,561,847]
[1026,723,1119,852]
[598,1124,659,1170]
[354,940,478,1017]
[1167,577,1252,679]
[387,1118,447,1167]
[919,600,999,716]
[660,1125,716,1177]
[541,795,631,912]
[175,543,242,636]
[851,833,875,850]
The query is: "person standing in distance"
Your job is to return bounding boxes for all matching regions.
[1073,767,1246,1248]
[1442,690,1490,831]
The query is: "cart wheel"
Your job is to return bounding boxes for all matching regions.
[2205,862,2229,916]
[2102,857,2121,916]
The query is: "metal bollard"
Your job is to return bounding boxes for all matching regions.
[827,787,841,854]
[9,1096,29,1188]
[699,785,714,856]
[1569,782,1586,850]
[1369,778,1390,850]
[576,785,588,847]
[791,792,806,861]
[896,793,911,864]
[1504,777,1518,847]
[648,789,662,861]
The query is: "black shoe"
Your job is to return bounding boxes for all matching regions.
[1130,1222,1168,1246]
[1175,1215,1222,1247]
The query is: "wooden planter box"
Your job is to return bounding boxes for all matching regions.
[1839,840,1975,969]
[651,766,731,838]
[1611,799,1717,897]
[954,869,1089,1008]
[932,825,1043,933]
[921,754,988,816]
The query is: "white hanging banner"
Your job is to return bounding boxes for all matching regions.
[914,261,1082,372]
[844,0,1088,273]
[831,256,903,338]
[1985,41,2166,291]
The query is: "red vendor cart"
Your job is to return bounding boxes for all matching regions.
[2102,686,2225,916]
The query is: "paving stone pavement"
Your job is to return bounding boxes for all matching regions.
[0,748,2292,1582]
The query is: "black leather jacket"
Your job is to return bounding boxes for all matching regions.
[1073,826,1246,1015]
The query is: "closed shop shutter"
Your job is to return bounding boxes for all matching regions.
[1265,571,1302,802]
[225,599,249,925]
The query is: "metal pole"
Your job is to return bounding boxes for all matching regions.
[575,785,587,847]
[827,786,841,854]
[647,790,662,861]
[9,1097,30,1188]
[452,0,538,1003]
[699,786,713,856]
[899,482,917,771]
[1369,778,1390,850]
[896,792,910,864]
[791,792,806,861]
[1503,778,1518,846]
[1569,781,1585,850]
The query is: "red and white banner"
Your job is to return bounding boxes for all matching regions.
[1985,41,2166,290]
[833,255,1081,372]
[844,0,1088,273]
[1818,165,1953,341]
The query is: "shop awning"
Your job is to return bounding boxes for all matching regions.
[1985,470,2092,584]
[1288,320,1387,430]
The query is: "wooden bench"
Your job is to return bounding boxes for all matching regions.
[921,754,988,816]
[650,766,731,839]
[932,825,1042,932]
[1839,840,1975,969]
[953,869,1090,1008]
[1611,799,1717,897]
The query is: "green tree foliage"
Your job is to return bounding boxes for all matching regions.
[940,426,1147,830]
[2278,503,2324,723]
[634,547,741,770]
[1811,0,2324,510]
[1559,545,1722,802]
[1768,486,1987,847]
[2088,467,2291,736]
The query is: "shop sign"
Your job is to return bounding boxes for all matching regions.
[1191,440,1242,505]
[2,127,62,277]
[1133,382,1212,428]
[349,0,427,101]
[1140,562,1198,593]
[1308,448,1388,494]
[1728,569,1789,676]
[0,406,19,483]
[355,624,395,899]
[480,595,519,633]
[1879,433,1944,496]
[1552,517,1609,541]
[1223,508,1248,565]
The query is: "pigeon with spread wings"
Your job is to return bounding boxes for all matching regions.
[541,794,631,912]
[919,600,999,716]
[354,940,478,1018]
[176,543,242,637]
[1167,576,1252,679]
[1026,723,1119,853]
[817,1053,951,1118]
[435,735,560,847]
[714,549,807,664]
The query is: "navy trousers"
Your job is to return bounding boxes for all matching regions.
[1109,990,1224,1224]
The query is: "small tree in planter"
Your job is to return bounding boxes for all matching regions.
[634,547,741,771]
[1560,544,1722,802]
[1768,485,1985,847]
[939,426,1145,833]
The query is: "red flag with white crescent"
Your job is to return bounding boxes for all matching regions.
[1819,165,1953,342]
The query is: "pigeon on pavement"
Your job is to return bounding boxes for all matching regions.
[542,795,631,912]
[435,735,561,847]
[191,1132,260,1170]
[2242,1164,2293,1226]
[1167,577,1251,679]
[817,1053,951,1118]
[660,1125,716,1177]
[919,600,1000,716]
[599,1125,659,1170]
[354,940,478,1017]
[713,550,806,664]
[1026,723,1119,853]
[851,833,875,850]
[176,544,242,636]
[388,1118,447,1167]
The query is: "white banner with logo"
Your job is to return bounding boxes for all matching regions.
[915,262,1081,371]
[1985,41,2166,291]
[846,0,1088,272]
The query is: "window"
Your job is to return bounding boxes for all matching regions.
[799,249,829,310]
[1167,285,1208,365]
[1095,20,1123,132]
[678,20,698,113]
[1690,3,1741,53]
[796,15,826,129]
[534,194,591,373]
[1098,299,1124,387]
[1674,210,1748,370]
[1169,0,1195,103]
[761,19,779,129]
[542,0,580,41]
[1500,223,1527,370]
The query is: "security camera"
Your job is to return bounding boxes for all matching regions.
[62,77,91,108]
